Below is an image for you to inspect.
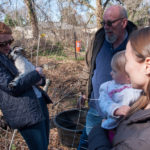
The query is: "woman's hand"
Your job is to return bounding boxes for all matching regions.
[114,105,130,116]
[36,67,44,77]
[35,67,45,85]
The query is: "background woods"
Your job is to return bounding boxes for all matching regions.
[0,0,149,150]
[0,0,149,59]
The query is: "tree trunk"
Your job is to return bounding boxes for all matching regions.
[96,0,103,29]
[24,0,39,39]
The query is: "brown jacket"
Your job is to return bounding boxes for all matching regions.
[85,21,137,100]
[88,108,150,150]
[112,108,150,150]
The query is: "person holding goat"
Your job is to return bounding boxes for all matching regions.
[0,22,52,150]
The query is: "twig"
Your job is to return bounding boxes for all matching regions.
[52,91,75,109]
[9,129,17,150]
[52,81,79,109]
[36,35,41,66]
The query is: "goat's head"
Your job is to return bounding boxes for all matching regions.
[10,46,25,60]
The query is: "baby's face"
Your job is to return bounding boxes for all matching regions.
[110,67,130,84]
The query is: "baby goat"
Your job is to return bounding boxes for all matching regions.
[9,46,35,88]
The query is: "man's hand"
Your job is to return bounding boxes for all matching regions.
[77,93,86,108]
[114,105,130,116]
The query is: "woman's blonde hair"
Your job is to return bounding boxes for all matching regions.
[127,27,150,117]
[111,50,126,73]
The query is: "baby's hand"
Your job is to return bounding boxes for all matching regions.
[102,118,106,122]
[114,105,130,116]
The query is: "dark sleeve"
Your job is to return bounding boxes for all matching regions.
[111,138,150,150]
[38,76,46,86]
[85,35,95,69]
[13,70,42,95]
[111,129,150,150]
[88,125,112,150]
[88,125,150,150]
[0,63,41,96]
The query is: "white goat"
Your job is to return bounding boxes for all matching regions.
[9,46,35,87]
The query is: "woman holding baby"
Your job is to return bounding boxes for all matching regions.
[88,27,150,150]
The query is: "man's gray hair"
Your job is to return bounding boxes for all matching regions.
[104,5,128,19]
[120,6,128,19]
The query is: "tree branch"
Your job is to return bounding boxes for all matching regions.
[85,13,94,26]
[71,0,95,11]
[0,5,6,14]
[103,0,110,9]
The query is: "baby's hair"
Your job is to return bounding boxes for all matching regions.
[111,50,126,73]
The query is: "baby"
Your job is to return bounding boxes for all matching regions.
[98,51,142,130]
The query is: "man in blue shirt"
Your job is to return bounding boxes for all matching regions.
[78,5,137,150]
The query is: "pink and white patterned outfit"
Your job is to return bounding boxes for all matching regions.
[98,80,142,129]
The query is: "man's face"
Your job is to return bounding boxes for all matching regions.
[102,9,127,44]
[0,34,14,55]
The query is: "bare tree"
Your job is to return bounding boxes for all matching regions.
[0,1,10,20]
[60,6,78,25]
[96,0,103,28]
[121,0,150,27]
[70,0,112,29]
[24,0,39,39]
[69,0,150,28]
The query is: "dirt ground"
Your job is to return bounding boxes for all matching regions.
[40,56,87,150]
[0,55,88,150]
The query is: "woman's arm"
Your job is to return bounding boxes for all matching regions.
[88,125,112,150]
[89,125,150,150]
[0,63,42,96]
[12,70,42,94]
[35,67,46,86]
[112,138,150,150]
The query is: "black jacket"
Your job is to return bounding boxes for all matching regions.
[0,53,52,129]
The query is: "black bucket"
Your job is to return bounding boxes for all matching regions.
[54,108,88,148]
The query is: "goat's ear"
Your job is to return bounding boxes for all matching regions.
[13,46,23,51]
[19,47,24,51]
[13,46,18,50]
[22,49,26,56]
[17,47,24,51]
